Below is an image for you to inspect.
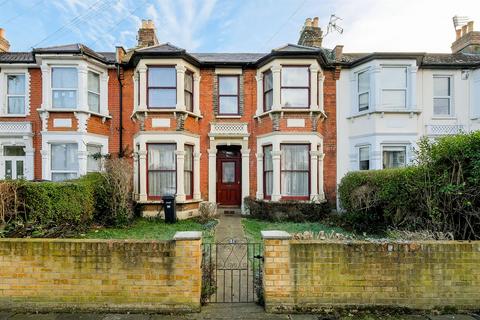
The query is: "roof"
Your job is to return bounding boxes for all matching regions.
[33,43,115,64]
[0,52,35,63]
[191,53,267,64]
[136,42,185,53]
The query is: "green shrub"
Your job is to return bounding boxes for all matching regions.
[339,131,480,239]
[244,197,331,222]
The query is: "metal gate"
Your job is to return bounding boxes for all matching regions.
[202,239,263,303]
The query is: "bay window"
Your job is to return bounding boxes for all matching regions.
[218,75,239,115]
[148,67,176,108]
[184,145,193,199]
[281,66,309,108]
[88,71,100,113]
[359,146,370,170]
[383,146,406,169]
[147,143,176,198]
[52,67,78,109]
[87,144,102,173]
[184,71,193,112]
[281,144,309,198]
[381,67,407,108]
[263,70,273,111]
[263,145,273,199]
[358,70,369,112]
[6,74,26,114]
[433,76,452,116]
[51,143,78,181]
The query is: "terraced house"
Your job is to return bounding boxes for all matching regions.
[0,17,479,215]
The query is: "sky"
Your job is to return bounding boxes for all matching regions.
[1,0,480,54]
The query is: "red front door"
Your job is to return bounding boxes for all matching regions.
[216,149,241,206]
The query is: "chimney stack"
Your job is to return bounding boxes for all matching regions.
[0,28,10,53]
[298,17,323,48]
[452,19,480,54]
[137,19,159,48]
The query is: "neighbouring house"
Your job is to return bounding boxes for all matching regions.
[0,17,479,216]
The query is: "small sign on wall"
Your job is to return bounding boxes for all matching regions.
[152,119,170,128]
[287,119,305,128]
[53,119,72,128]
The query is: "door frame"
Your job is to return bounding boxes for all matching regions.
[216,146,242,207]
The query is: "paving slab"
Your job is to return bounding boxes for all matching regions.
[55,313,105,320]
[427,316,477,320]
[8,314,58,320]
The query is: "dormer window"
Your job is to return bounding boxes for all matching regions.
[52,67,78,109]
[147,66,176,108]
[87,71,100,113]
[6,74,26,114]
[381,66,407,109]
[281,66,309,108]
[263,70,273,112]
[357,70,369,112]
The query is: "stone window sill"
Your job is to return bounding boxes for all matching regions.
[255,108,326,119]
[39,108,112,119]
[133,108,203,119]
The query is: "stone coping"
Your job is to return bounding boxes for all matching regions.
[173,231,203,240]
[261,230,292,240]
[0,238,172,243]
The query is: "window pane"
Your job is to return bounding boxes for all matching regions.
[148,144,175,170]
[219,96,238,114]
[281,172,309,196]
[184,171,192,196]
[359,147,369,170]
[281,67,308,87]
[51,172,77,182]
[52,68,77,88]
[382,90,406,108]
[148,67,176,87]
[88,92,100,113]
[433,77,450,96]
[358,92,369,111]
[53,90,77,108]
[434,98,450,115]
[16,161,24,179]
[88,71,100,93]
[148,88,176,108]
[381,67,407,89]
[264,146,273,197]
[51,143,78,171]
[264,71,273,91]
[4,146,25,156]
[358,71,369,93]
[184,146,193,171]
[185,92,193,112]
[264,146,273,170]
[222,162,235,183]
[148,171,176,196]
[359,147,369,161]
[219,76,238,95]
[281,88,309,108]
[281,145,308,170]
[87,145,102,172]
[184,72,193,92]
[5,161,12,179]
[264,91,273,111]
[265,172,273,196]
[8,97,25,114]
[7,75,25,94]
[383,147,406,169]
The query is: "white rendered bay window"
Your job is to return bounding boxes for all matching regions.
[52,67,78,109]
[281,66,309,108]
[281,144,309,199]
[357,70,369,112]
[148,67,176,108]
[51,143,78,181]
[381,67,407,109]
[383,146,406,169]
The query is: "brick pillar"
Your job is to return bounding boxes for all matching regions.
[173,231,203,312]
[261,230,292,313]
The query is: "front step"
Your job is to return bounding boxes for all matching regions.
[218,207,241,215]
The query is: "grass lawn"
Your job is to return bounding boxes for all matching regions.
[241,218,353,242]
[81,218,216,242]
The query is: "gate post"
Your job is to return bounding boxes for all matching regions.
[173,231,203,312]
[261,230,292,313]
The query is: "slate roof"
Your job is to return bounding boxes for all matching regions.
[0,52,35,63]
[339,52,480,67]
[33,43,115,64]
[135,42,185,53]
[191,53,267,64]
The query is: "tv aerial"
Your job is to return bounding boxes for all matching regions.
[325,14,344,37]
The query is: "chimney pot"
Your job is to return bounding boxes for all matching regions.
[467,21,474,33]
[298,17,323,48]
[312,17,319,28]
[305,18,312,27]
[137,19,159,47]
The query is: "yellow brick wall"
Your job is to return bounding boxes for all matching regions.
[0,238,202,313]
[263,239,480,313]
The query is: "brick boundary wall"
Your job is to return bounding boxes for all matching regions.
[261,231,480,313]
[0,232,202,313]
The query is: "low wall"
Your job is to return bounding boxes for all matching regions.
[262,231,480,313]
[0,232,202,313]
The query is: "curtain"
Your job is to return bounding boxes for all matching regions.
[184,146,193,197]
[148,144,176,197]
[52,68,78,109]
[7,75,25,114]
[51,143,78,181]
[382,147,406,169]
[281,145,309,197]
[264,146,273,196]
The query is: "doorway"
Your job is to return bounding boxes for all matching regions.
[216,146,241,207]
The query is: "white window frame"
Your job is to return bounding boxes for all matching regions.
[382,145,407,169]
[50,142,79,181]
[87,70,101,113]
[5,73,26,115]
[433,75,453,117]
[0,69,30,117]
[357,70,370,112]
[358,146,370,171]
[381,66,408,109]
[87,144,102,173]
[51,66,78,109]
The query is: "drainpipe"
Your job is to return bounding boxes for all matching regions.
[116,63,124,158]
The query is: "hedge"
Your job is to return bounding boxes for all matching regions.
[244,197,331,222]
[339,131,480,240]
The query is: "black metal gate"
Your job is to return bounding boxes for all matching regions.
[202,239,263,303]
